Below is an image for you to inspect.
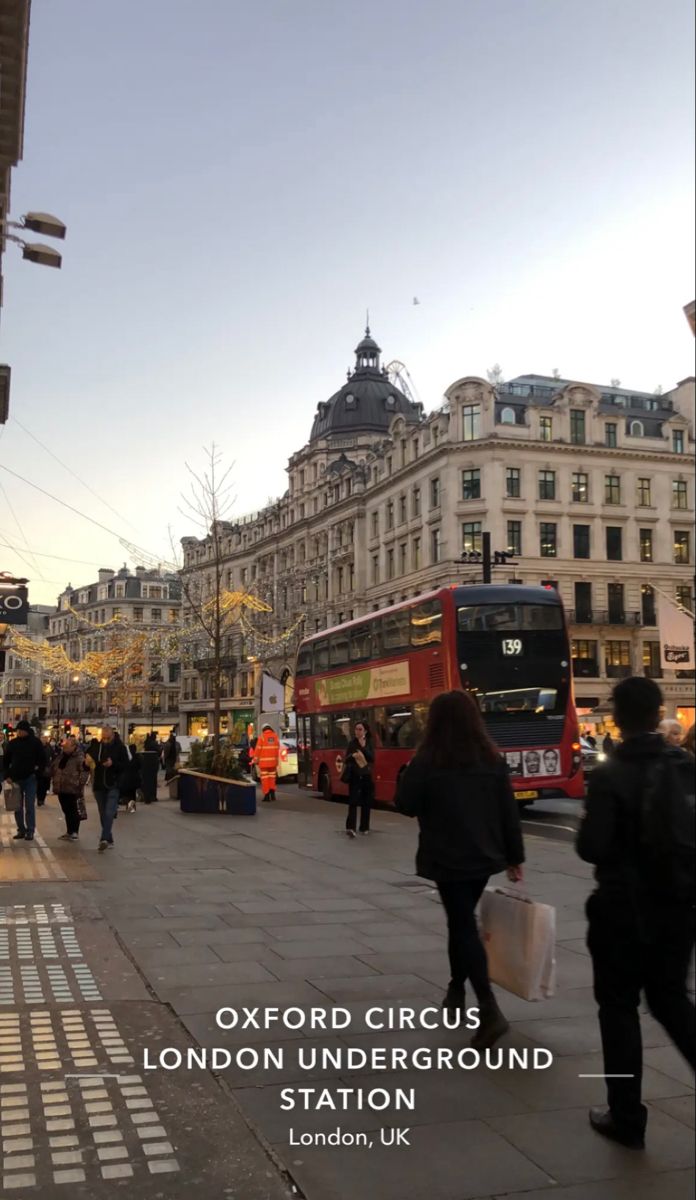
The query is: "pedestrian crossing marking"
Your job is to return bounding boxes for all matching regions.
[0,816,96,883]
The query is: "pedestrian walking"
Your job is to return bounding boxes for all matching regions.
[3,720,45,841]
[51,736,89,841]
[87,725,129,852]
[253,724,280,802]
[658,717,684,747]
[602,730,615,756]
[577,676,695,1149]
[36,735,54,807]
[120,743,141,813]
[343,721,374,837]
[162,731,179,782]
[140,731,160,803]
[396,690,524,1047]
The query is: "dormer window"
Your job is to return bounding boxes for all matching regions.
[630,420,644,437]
[500,407,516,425]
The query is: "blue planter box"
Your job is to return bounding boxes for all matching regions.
[178,770,256,816]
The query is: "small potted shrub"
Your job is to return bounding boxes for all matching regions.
[179,741,256,815]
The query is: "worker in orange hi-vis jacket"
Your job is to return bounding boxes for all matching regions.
[252,725,281,802]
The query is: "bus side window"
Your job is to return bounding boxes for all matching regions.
[371,706,387,746]
[296,645,313,675]
[411,600,442,646]
[383,609,410,652]
[314,639,329,672]
[330,713,351,747]
[349,623,372,662]
[371,618,383,657]
[385,705,419,748]
[314,714,331,749]
[330,632,349,668]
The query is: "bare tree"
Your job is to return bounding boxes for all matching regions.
[178,445,236,770]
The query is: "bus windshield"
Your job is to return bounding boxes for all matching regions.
[457,603,569,716]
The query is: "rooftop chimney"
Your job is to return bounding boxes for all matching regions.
[97,569,115,584]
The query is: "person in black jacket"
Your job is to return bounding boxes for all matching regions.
[397,690,524,1047]
[576,676,696,1149]
[344,721,374,836]
[87,725,129,852]
[119,743,141,813]
[3,720,46,841]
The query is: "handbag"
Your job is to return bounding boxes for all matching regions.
[478,887,556,1001]
[3,781,22,812]
[77,794,88,822]
[340,759,354,784]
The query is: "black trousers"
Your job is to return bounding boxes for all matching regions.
[346,776,373,832]
[437,878,493,1001]
[37,775,50,805]
[587,890,696,1133]
[58,792,80,836]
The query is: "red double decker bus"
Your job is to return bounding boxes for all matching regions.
[294,583,583,808]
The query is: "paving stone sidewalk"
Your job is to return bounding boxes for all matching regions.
[1,784,693,1200]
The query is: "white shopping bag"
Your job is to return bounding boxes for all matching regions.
[479,887,556,1001]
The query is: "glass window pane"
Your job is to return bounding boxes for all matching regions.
[383,609,410,651]
[410,600,442,646]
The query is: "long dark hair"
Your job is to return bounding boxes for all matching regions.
[417,690,499,770]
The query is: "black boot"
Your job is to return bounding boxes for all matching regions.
[442,982,466,1021]
[589,1107,646,1149]
[471,996,509,1050]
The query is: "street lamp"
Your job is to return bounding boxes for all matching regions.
[2,211,66,268]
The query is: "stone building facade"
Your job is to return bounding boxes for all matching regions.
[179,328,695,736]
[46,565,182,740]
[0,605,55,729]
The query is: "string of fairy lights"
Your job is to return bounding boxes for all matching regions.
[7,588,307,691]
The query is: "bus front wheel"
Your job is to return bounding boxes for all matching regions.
[318,766,332,803]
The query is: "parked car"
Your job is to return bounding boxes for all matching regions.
[278,739,298,780]
[580,737,607,774]
[250,738,298,782]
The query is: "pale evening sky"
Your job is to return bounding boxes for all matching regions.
[0,0,694,606]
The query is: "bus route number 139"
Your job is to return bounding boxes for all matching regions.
[501,638,523,656]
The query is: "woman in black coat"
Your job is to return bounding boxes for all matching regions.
[397,690,525,1049]
[119,743,141,813]
[344,721,374,837]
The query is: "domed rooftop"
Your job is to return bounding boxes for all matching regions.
[310,326,421,442]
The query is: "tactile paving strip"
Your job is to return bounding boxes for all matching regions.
[0,904,180,1188]
[0,818,69,882]
[0,908,103,1005]
[1,1073,180,1188]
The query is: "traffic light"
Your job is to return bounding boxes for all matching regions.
[494,550,517,565]
[2,723,11,736]
[461,551,483,564]
[64,720,72,734]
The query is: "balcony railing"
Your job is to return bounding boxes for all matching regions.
[569,610,641,626]
[606,664,633,679]
[193,653,238,671]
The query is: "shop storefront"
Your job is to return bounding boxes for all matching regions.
[187,708,255,741]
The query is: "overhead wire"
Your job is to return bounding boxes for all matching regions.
[11,416,139,533]
[0,479,46,580]
[0,461,137,540]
